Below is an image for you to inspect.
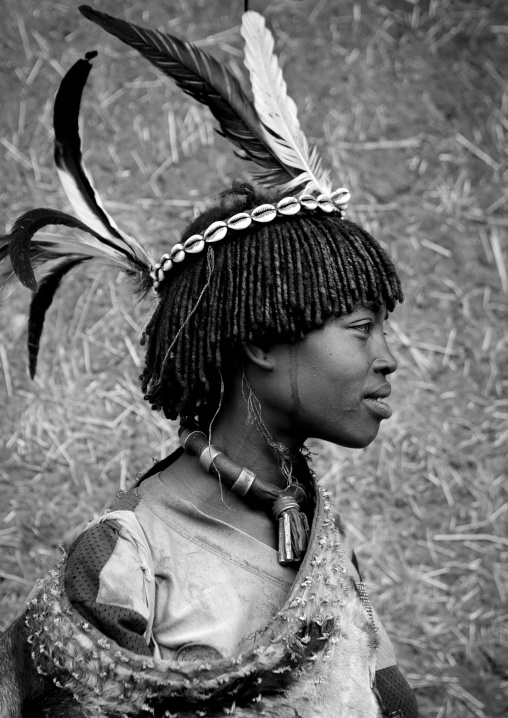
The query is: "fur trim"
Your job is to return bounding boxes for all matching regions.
[25,487,380,717]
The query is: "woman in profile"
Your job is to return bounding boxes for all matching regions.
[0,6,418,717]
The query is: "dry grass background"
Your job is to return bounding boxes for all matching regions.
[0,0,507,715]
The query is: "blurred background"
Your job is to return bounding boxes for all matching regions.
[0,1,507,715]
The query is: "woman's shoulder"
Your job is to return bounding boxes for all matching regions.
[64,479,161,586]
[106,473,166,516]
[109,485,145,512]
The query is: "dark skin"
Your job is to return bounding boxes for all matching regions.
[160,302,397,550]
[1,302,396,717]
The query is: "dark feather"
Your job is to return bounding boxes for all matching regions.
[53,50,124,241]
[78,6,298,186]
[8,226,38,292]
[0,53,156,377]
[28,258,86,378]
[1,206,152,373]
[8,208,102,291]
[8,207,145,292]
[53,51,151,261]
[0,237,9,264]
[0,233,18,298]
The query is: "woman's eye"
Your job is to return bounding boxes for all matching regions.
[354,322,372,334]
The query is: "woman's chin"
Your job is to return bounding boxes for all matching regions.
[314,423,381,449]
[342,432,379,449]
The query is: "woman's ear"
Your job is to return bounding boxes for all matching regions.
[243,342,275,371]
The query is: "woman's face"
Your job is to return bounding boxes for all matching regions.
[257,303,398,449]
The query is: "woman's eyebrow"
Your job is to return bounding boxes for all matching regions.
[353,301,382,313]
[352,302,389,321]
[352,301,375,312]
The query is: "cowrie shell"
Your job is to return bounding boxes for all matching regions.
[330,188,351,206]
[277,197,300,215]
[317,194,334,213]
[162,258,173,272]
[149,269,158,281]
[300,194,318,210]
[204,221,228,243]
[184,235,205,254]
[170,243,184,258]
[251,204,277,222]
[173,250,186,263]
[227,212,252,230]
[157,268,165,282]
[160,253,171,262]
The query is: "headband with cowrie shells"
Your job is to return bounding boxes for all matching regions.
[150,188,351,292]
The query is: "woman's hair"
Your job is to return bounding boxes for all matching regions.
[140,183,403,424]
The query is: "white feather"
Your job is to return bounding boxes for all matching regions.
[55,166,116,239]
[241,11,331,196]
[34,232,141,272]
[55,163,151,266]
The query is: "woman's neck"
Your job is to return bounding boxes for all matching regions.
[207,387,301,491]
[158,377,307,548]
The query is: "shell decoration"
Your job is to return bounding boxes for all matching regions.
[151,191,350,292]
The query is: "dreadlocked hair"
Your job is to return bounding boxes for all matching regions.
[140,182,403,424]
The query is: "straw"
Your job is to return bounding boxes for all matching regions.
[1,3,506,715]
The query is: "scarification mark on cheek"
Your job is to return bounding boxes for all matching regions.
[288,346,301,420]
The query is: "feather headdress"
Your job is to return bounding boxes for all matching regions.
[0,51,154,376]
[78,7,333,196]
[1,7,349,375]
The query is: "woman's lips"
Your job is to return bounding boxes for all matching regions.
[363,396,393,419]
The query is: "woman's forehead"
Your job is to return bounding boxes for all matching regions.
[350,301,388,317]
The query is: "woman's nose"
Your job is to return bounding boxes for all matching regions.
[373,336,398,375]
